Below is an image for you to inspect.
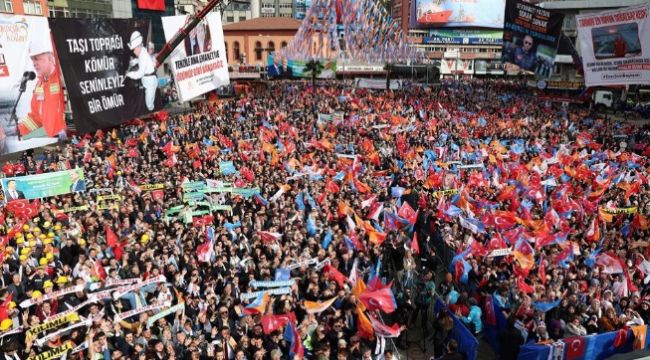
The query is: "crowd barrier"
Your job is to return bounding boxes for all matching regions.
[433,296,479,360]
[517,325,650,360]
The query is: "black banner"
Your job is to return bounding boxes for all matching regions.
[49,19,162,134]
[502,0,564,78]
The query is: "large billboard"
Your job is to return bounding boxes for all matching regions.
[162,13,229,103]
[2,168,86,201]
[411,0,505,29]
[576,3,650,86]
[502,0,564,79]
[49,18,163,134]
[0,15,66,156]
[424,30,503,45]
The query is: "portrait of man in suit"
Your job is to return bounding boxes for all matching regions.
[184,22,212,57]
[69,169,86,193]
[4,180,25,201]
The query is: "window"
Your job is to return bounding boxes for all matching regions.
[224,42,228,62]
[239,16,246,22]
[267,41,275,53]
[23,0,42,15]
[234,41,241,61]
[1,0,13,12]
[255,41,263,61]
[281,41,287,48]
[226,16,234,23]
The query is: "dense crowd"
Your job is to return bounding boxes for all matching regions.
[0,80,649,360]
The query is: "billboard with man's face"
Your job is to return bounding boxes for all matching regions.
[0,15,66,156]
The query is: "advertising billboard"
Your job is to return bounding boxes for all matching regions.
[424,30,504,45]
[411,0,505,29]
[2,168,86,201]
[0,15,66,156]
[576,4,650,86]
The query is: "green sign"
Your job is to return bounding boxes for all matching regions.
[2,169,86,200]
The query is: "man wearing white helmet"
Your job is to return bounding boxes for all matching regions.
[17,37,66,139]
[125,31,157,112]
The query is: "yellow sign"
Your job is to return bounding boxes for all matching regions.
[27,341,73,360]
[97,203,119,211]
[602,207,638,214]
[139,183,165,191]
[27,313,79,338]
[96,194,122,202]
[431,189,459,198]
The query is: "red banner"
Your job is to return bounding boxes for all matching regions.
[137,0,165,11]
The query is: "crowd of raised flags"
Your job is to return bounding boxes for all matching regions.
[0,79,648,360]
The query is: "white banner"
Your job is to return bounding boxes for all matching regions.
[576,4,650,86]
[162,12,230,102]
[354,78,403,90]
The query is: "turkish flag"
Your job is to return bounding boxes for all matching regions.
[563,336,586,360]
[137,0,165,11]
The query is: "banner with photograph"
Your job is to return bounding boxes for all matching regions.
[0,15,66,156]
[266,54,336,79]
[576,4,650,86]
[411,0,505,29]
[49,18,163,134]
[1,168,86,201]
[424,29,503,45]
[502,0,565,78]
[162,12,229,103]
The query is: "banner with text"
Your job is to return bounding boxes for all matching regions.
[162,12,229,102]
[1,168,86,200]
[502,0,564,78]
[0,15,66,156]
[49,18,163,134]
[576,3,650,86]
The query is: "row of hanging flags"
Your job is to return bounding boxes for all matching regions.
[0,12,228,155]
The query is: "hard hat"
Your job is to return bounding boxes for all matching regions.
[78,239,86,246]
[29,35,53,57]
[43,280,53,288]
[8,301,16,310]
[38,234,46,240]
[22,225,30,231]
[28,240,36,247]
[43,221,51,229]
[0,319,12,331]
[26,234,33,240]
[54,225,61,231]
[141,234,149,243]
[43,238,52,245]
[15,232,23,239]
[39,258,47,266]
[33,227,41,233]
[31,290,42,299]
[128,31,143,50]
[48,232,54,238]
[45,252,53,261]
[20,248,29,255]
[19,255,27,262]
[16,238,24,245]
[56,276,68,285]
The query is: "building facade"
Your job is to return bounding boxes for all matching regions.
[391,0,410,34]
[222,17,300,66]
[131,0,176,50]
[260,0,294,18]
[0,0,48,15]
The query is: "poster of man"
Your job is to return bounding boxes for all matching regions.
[183,22,212,56]
[4,180,25,201]
[126,31,158,112]
[69,169,86,193]
[0,16,66,156]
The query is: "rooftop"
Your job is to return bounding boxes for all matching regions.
[222,17,302,32]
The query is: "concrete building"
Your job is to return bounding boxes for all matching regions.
[47,0,112,18]
[391,0,410,34]
[222,0,254,25]
[222,17,300,66]
[1,0,48,15]
[112,0,132,18]
[131,0,176,49]
[259,0,294,18]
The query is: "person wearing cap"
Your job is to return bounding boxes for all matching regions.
[17,34,66,138]
[125,31,158,112]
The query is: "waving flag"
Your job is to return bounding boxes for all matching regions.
[305,297,337,314]
[324,264,348,288]
[359,287,397,314]
[243,291,270,315]
[459,216,485,234]
[532,299,561,313]
[284,321,304,358]
[368,313,401,338]
[367,201,384,221]
[585,216,600,242]
[322,228,333,249]
[411,232,420,255]
[397,202,418,225]
[357,307,374,340]
[596,252,624,274]
[513,237,535,270]
[258,231,282,243]
[261,312,296,334]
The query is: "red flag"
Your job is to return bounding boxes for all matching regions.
[563,336,586,360]
[517,277,535,294]
[411,232,419,255]
[0,294,12,321]
[105,225,124,261]
[261,312,296,334]
[585,216,600,242]
[94,259,107,281]
[151,189,164,201]
[539,257,547,285]
[397,202,417,225]
[359,287,397,314]
[137,0,165,11]
[323,264,347,288]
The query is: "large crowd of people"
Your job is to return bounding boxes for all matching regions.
[0,79,649,360]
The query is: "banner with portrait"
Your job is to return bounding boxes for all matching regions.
[0,15,66,156]
[48,18,163,134]
[502,0,565,78]
[576,3,650,86]
[161,12,229,103]
[1,168,86,201]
